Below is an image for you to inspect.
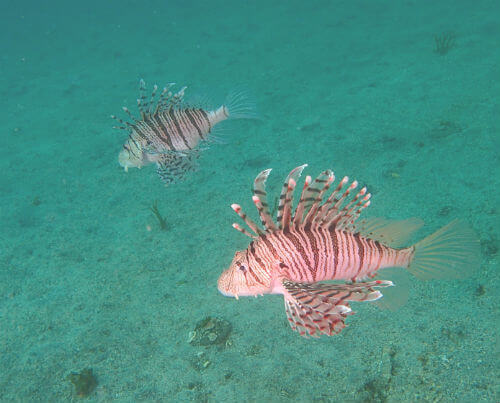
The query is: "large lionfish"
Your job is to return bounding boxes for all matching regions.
[112,80,254,185]
[217,165,480,338]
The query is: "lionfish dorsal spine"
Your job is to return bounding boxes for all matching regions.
[168,87,186,111]
[285,167,373,230]
[233,166,373,239]
[232,223,257,239]
[293,171,334,228]
[334,187,371,229]
[337,198,372,233]
[281,177,298,231]
[321,179,360,228]
[147,84,158,116]
[311,176,349,227]
[155,83,175,114]
[292,175,312,227]
[111,113,130,131]
[276,164,307,230]
[130,80,189,122]
[301,170,335,227]
[231,204,264,238]
[137,78,148,119]
[252,169,276,232]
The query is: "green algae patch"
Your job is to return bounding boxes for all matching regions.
[67,368,98,397]
[189,316,232,347]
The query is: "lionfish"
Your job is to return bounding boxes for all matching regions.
[112,80,254,185]
[217,165,480,338]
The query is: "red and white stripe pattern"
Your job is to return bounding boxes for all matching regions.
[217,165,414,337]
[131,107,213,152]
[219,165,479,337]
[113,80,230,176]
[250,226,414,284]
[226,165,415,282]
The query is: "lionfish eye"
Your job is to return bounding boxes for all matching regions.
[239,264,247,272]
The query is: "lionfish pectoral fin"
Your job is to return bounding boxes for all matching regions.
[282,278,393,338]
[156,150,199,186]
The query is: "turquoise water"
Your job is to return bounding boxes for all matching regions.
[1,0,499,401]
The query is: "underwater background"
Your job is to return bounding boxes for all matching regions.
[1,0,498,401]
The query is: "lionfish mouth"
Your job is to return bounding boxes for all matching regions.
[217,275,236,298]
[218,288,238,298]
[218,287,265,299]
[217,270,266,299]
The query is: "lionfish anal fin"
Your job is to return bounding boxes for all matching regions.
[156,150,199,185]
[281,279,393,338]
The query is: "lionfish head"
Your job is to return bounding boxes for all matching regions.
[218,250,271,298]
[118,138,144,171]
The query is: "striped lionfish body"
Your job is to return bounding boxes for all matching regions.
[217,165,480,338]
[112,80,254,185]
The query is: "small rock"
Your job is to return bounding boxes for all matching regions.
[189,316,232,347]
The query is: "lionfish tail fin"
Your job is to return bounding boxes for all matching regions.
[408,220,480,280]
[223,89,259,120]
[282,279,393,338]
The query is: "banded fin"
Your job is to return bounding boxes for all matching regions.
[233,166,375,239]
[282,279,393,338]
[312,175,349,224]
[111,110,138,131]
[231,204,265,238]
[289,168,372,231]
[302,170,334,226]
[294,171,333,226]
[156,151,198,186]
[138,79,181,119]
[137,79,149,118]
[292,174,312,227]
[252,169,277,232]
[114,80,186,129]
[277,165,307,230]
[322,179,371,230]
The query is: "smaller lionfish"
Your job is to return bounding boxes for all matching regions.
[112,80,254,185]
[217,165,480,338]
